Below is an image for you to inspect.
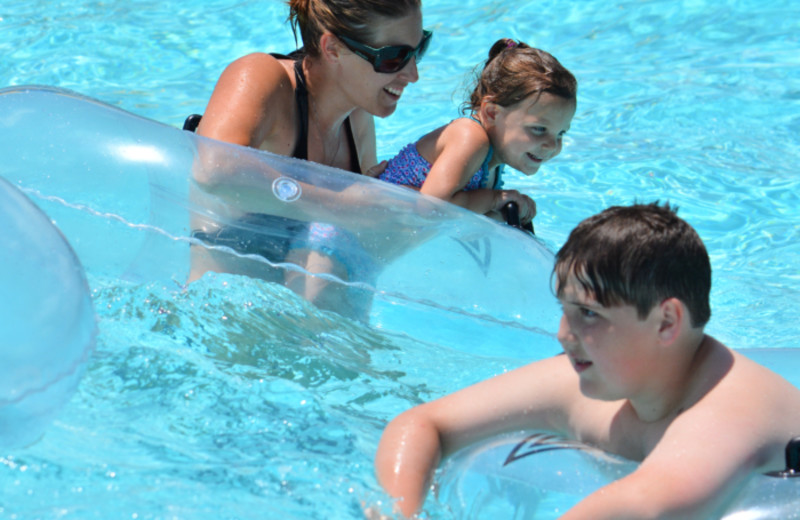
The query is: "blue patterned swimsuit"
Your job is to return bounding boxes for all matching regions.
[380,117,505,191]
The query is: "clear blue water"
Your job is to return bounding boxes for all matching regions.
[2,0,799,518]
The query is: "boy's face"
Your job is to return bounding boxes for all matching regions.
[556,274,663,403]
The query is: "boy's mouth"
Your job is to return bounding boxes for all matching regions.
[568,353,592,373]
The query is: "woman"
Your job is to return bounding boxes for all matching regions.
[190,0,430,320]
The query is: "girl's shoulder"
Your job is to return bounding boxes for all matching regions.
[415,116,490,167]
[438,116,491,152]
[443,116,490,142]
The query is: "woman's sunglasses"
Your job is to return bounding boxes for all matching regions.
[337,30,433,74]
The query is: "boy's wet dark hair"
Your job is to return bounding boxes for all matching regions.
[554,202,712,327]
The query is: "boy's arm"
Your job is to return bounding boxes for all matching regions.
[374,355,575,517]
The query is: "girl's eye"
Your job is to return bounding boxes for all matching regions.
[579,307,597,318]
[529,126,546,135]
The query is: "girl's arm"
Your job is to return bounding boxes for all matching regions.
[419,120,536,221]
[417,118,492,209]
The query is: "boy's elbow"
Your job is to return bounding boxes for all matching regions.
[379,407,442,454]
[374,407,444,517]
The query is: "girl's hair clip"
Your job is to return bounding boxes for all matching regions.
[506,39,518,49]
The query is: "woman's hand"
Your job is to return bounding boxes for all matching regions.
[366,160,388,178]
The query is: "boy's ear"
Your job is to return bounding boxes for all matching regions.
[657,297,684,344]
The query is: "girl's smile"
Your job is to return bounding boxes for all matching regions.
[488,92,576,175]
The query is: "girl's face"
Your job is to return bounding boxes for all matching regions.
[337,9,424,118]
[484,92,576,175]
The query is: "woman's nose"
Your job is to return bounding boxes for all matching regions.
[400,57,420,83]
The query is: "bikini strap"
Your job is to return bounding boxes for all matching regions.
[343,117,360,173]
[286,55,360,173]
[292,59,310,161]
[462,115,502,188]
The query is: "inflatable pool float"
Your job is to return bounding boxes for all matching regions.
[436,430,800,519]
[0,85,561,356]
[0,177,96,449]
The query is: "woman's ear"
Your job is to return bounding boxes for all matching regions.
[319,32,342,63]
[657,297,684,344]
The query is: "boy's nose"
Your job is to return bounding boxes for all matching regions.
[556,314,577,346]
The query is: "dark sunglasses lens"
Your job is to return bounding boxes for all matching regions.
[371,31,432,73]
[376,49,411,73]
[417,32,432,59]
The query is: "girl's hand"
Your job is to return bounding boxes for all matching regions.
[493,190,537,223]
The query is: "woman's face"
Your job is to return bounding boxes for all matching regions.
[338,8,424,117]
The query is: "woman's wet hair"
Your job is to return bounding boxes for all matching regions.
[465,38,577,112]
[553,202,712,328]
[288,0,421,56]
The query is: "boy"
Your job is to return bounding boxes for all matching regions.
[374,202,800,519]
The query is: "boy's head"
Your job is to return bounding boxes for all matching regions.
[554,202,711,327]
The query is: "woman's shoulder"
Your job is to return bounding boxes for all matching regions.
[222,52,295,88]
[218,52,298,116]
[199,53,298,149]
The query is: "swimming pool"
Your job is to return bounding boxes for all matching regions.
[2,0,799,518]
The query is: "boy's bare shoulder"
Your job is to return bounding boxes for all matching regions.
[666,338,800,469]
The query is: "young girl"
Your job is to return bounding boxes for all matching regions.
[379,39,577,226]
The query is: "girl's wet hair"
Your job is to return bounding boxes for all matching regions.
[288,0,421,57]
[553,202,712,327]
[465,38,577,112]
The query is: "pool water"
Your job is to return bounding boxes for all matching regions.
[2,1,799,518]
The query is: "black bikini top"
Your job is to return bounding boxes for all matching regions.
[276,52,361,174]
